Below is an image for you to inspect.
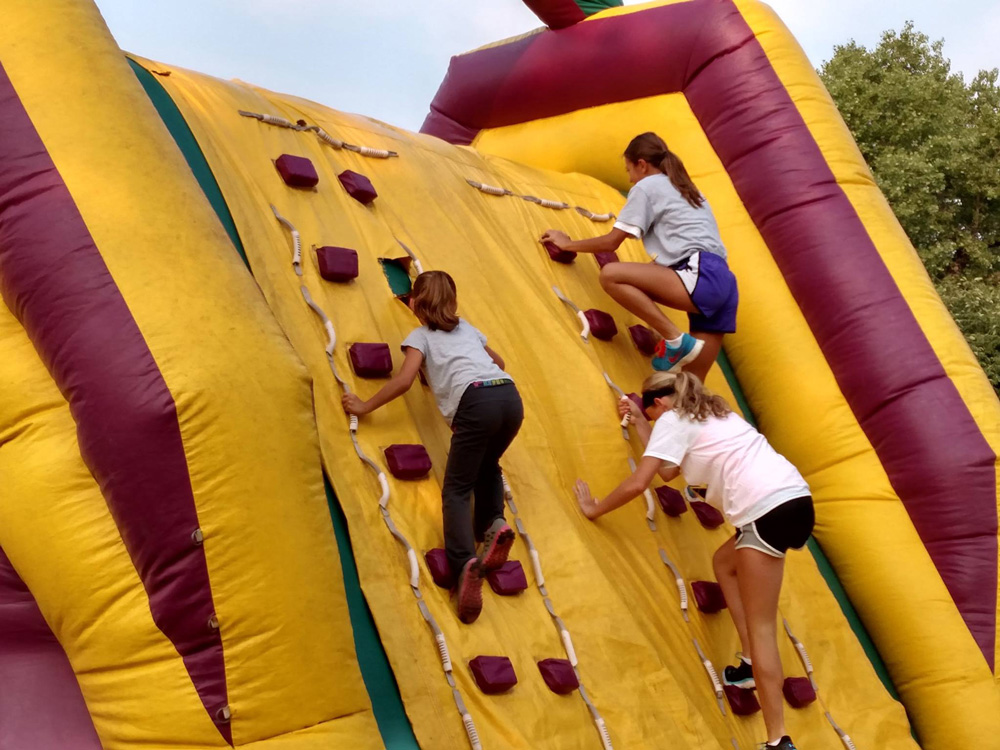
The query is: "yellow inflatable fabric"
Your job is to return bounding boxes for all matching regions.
[132,55,917,749]
[468,1,1000,747]
[0,2,381,748]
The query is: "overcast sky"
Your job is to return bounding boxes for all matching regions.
[95,0,999,132]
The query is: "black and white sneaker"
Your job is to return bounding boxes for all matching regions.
[759,736,797,750]
[723,655,755,689]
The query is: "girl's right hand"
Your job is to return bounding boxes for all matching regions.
[342,394,370,416]
[618,397,642,422]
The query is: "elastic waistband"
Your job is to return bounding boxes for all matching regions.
[470,378,514,389]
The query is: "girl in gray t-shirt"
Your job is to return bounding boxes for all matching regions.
[541,131,739,382]
[342,271,522,625]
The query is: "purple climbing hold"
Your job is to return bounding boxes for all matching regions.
[537,658,579,694]
[348,343,393,378]
[384,444,432,480]
[724,684,761,716]
[628,325,658,356]
[783,677,816,708]
[316,246,359,282]
[655,486,687,517]
[424,549,455,589]
[543,240,576,264]
[691,500,725,529]
[691,581,727,613]
[338,170,378,204]
[486,561,528,595]
[594,251,619,268]
[584,309,618,341]
[275,154,319,188]
[469,656,518,694]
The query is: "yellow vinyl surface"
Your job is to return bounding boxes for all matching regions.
[0,2,381,748]
[131,55,917,749]
[470,1,1000,747]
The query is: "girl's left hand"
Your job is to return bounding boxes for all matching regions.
[574,479,600,520]
[541,229,570,248]
[342,393,370,415]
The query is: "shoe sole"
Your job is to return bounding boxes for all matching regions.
[481,525,515,571]
[723,677,756,689]
[456,561,484,624]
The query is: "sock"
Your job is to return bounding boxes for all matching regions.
[741,655,752,665]
[766,738,788,747]
[665,334,685,348]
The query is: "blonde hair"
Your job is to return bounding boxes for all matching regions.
[641,370,732,422]
[411,270,459,332]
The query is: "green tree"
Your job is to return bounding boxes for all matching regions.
[820,23,1000,392]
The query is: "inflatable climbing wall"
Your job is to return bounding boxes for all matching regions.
[0,1,995,750]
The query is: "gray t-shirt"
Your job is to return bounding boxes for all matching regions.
[614,173,727,267]
[401,319,511,423]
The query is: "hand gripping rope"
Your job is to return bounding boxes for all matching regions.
[465,178,615,223]
[504,475,614,749]
[271,205,302,276]
[239,110,398,157]
[552,287,590,340]
[783,619,857,749]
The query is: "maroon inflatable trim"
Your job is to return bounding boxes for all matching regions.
[421,0,997,666]
[0,64,232,740]
[0,547,102,749]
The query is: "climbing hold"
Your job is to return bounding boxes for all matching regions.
[691,581,727,613]
[215,704,232,723]
[486,560,528,595]
[723,684,760,716]
[691,500,725,529]
[543,240,576,264]
[594,251,619,268]
[384,444,432,480]
[424,548,455,589]
[469,656,517,694]
[537,658,579,694]
[316,246,359,282]
[274,154,319,188]
[783,677,817,708]
[348,343,393,378]
[584,310,618,341]
[628,325,658,356]
[626,393,650,421]
[338,170,378,204]
[655,486,687,517]
[190,528,204,545]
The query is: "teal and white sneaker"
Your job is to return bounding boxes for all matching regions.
[759,737,797,750]
[652,333,704,372]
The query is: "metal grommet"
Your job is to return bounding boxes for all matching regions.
[208,614,219,630]
[215,704,231,723]
[191,528,204,545]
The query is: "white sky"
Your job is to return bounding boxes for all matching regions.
[95,0,999,132]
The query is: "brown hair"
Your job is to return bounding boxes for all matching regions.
[624,132,705,209]
[411,270,459,332]
[641,370,731,422]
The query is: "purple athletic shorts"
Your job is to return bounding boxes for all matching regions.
[670,252,739,334]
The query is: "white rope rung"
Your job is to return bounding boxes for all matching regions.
[783,618,817,687]
[825,712,857,750]
[271,205,302,276]
[658,549,689,618]
[396,240,424,275]
[239,110,300,129]
[575,206,615,222]
[466,178,511,196]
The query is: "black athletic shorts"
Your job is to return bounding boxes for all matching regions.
[734,496,815,558]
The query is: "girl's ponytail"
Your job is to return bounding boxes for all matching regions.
[624,132,705,209]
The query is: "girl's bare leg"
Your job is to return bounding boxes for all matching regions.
[599,262,696,341]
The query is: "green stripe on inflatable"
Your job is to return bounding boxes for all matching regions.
[129,56,419,749]
[575,0,623,15]
[717,349,901,702]
[127,59,247,267]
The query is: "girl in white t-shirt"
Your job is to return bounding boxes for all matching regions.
[574,371,813,750]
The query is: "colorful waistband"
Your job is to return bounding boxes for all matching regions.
[471,378,514,388]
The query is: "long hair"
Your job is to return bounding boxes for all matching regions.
[641,370,731,422]
[624,132,705,209]
[411,270,459,332]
